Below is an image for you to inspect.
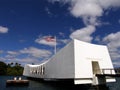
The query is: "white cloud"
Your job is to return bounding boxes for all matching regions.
[35,36,56,46]
[5,55,16,60]
[59,32,65,37]
[19,39,26,43]
[103,31,120,61]
[103,32,120,49]
[0,48,51,66]
[95,36,101,42]
[99,0,120,9]
[45,7,53,16]
[113,62,120,67]
[119,19,120,24]
[0,50,3,54]
[7,51,19,55]
[71,1,102,17]
[59,39,70,44]
[2,57,41,66]
[49,0,120,26]
[0,26,8,33]
[18,58,41,65]
[0,57,6,61]
[70,25,95,42]
[20,47,52,58]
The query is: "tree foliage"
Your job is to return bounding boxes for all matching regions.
[0,61,23,76]
[0,61,7,75]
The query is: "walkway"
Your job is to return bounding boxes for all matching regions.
[96,68,120,77]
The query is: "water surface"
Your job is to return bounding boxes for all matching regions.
[0,76,120,90]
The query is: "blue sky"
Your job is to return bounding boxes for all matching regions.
[0,0,120,67]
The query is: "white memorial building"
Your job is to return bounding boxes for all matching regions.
[23,39,116,85]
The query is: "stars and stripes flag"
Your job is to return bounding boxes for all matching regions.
[44,36,55,42]
[44,36,57,54]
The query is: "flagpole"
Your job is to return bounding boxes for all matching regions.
[54,36,57,54]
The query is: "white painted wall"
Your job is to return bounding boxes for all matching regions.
[23,64,30,76]
[45,41,75,79]
[74,39,115,84]
[23,64,46,78]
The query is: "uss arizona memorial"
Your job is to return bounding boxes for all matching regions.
[23,39,116,85]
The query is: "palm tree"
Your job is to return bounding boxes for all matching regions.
[15,62,19,66]
[10,62,14,66]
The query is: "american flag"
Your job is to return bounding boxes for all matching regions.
[44,36,55,42]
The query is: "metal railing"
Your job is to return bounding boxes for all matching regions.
[95,68,120,75]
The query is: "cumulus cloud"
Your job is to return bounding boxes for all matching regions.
[2,57,41,66]
[59,39,70,44]
[113,62,120,67]
[20,47,52,58]
[103,32,120,49]
[0,57,6,61]
[98,0,120,9]
[5,55,17,60]
[49,0,120,26]
[35,35,57,46]
[0,50,3,54]
[70,0,103,25]
[70,25,95,42]
[17,58,41,65]
[7,51,19,55]
[6,51,19,60]
[103,31,120,61]
[0,47,52,66]
[0,26,8,33]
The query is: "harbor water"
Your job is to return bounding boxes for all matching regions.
[0,76,120,90]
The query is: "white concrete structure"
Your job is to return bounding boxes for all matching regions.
[23,39,116,85]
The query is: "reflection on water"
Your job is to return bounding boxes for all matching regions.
[29,80,109,90]
[28,78,108,90]
[0,76,120,90]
